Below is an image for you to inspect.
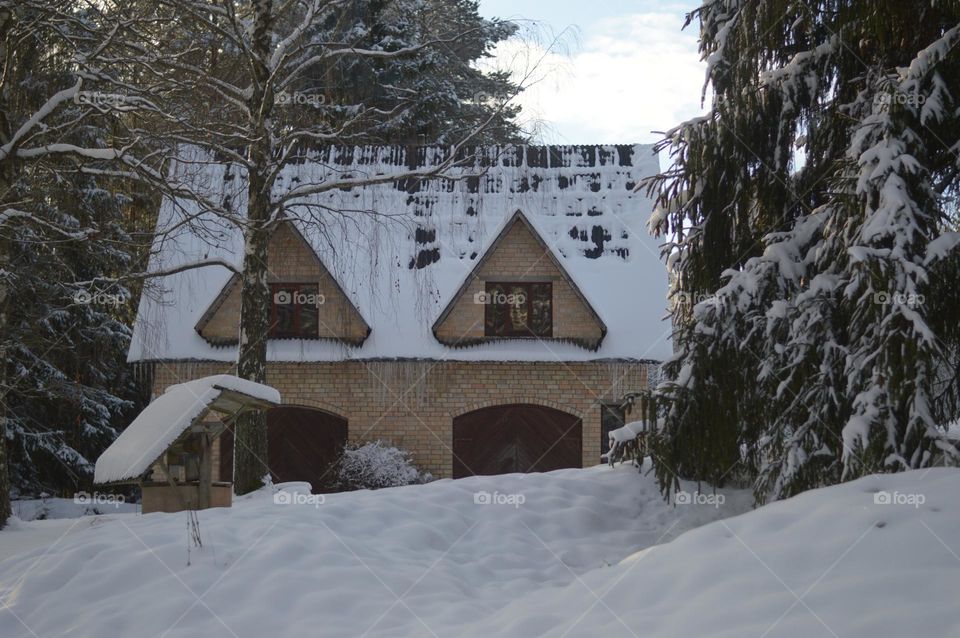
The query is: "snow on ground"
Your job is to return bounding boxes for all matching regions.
[0,498,138,563]
[0,464,745,637]
[470,468,960,638]
[0,517,127,566]
[0,465,957,637]
[11,497,137,523]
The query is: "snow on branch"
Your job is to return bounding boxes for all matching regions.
[73,258,241,287]
[0,79,82,161]
[0,208,91,239]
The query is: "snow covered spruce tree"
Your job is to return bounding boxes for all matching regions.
[0,1,156,525]
[4,171,144,499]
[88,0,523,493]
[646,0,960,503]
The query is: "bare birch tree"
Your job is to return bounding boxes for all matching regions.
[79,0,525,493]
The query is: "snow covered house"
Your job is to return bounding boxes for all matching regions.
[129,145,670,489]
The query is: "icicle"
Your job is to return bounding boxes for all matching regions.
[604,362,645,400]
[368,361,438,410]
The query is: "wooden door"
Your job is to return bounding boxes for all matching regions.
[218,407,347,493]
[452,404,581,478]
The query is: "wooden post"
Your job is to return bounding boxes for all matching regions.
[197,432,212,510]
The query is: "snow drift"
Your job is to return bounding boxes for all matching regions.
[0,466,956,637]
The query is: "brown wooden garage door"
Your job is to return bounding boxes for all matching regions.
[218,406,347,493]
[453,404,582,478]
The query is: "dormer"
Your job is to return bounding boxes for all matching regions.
[432,211,606,350]
[195,221,370,346]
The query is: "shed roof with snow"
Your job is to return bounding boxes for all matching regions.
[129,144,670,363]
[94,375,280,485]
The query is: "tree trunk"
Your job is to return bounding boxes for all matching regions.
[233,190,272,493]
[0,1,14,530]
[232,0,275,495]
[0,104,14,526]
[0,152,16,528]
[0,234,11,528]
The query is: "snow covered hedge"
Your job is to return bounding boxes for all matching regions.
[335,441,432,491]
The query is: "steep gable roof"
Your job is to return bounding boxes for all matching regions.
[193,221,370,346]
[432,210,607,350]
[128,145,670,363]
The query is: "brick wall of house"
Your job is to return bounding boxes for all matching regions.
[150,359,650,480]
[199,222,369,343]
[434,219,605,345]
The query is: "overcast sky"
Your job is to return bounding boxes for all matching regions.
[478,0,706,145]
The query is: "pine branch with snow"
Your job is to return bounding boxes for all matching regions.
[645,0,960,503]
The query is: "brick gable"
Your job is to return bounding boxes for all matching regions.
[433,211,606,349]
[196,221,370,345]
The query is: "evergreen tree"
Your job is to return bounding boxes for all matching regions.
[645,0,960,503]
[302,0,523,144]
[0,1,151,516]
[6,171,145,497]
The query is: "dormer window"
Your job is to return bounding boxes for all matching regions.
[483,282,552,338]
[432,211,606,350]
[270,283,321,338]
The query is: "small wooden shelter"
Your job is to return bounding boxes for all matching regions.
[94,375,280,513]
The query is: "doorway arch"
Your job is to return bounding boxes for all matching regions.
[452,404,582,478]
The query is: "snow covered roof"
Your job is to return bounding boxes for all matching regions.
[129,145,671,363]
[94,375,280,485]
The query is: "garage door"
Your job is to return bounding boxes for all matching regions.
[218,406,348,493]
[453,404,582,478]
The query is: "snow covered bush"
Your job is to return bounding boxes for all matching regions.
[606,421,650,468]
[335,441,432,491]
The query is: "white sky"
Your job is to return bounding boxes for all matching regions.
[478,0,707,145]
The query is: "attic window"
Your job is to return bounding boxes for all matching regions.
[270,283,320,338]
[483,282,552,338]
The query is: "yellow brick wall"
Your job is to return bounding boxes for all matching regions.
[435,220,605,344]
[151,359,650,480]
[200,222,368,343]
